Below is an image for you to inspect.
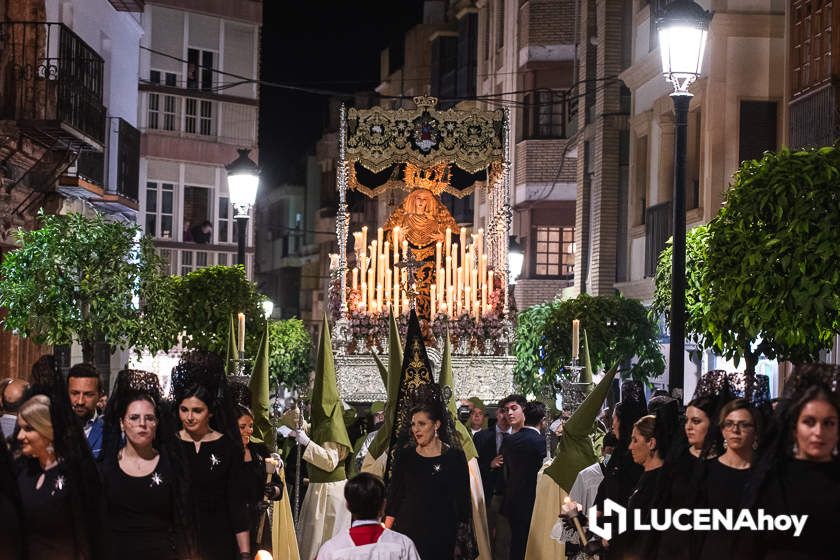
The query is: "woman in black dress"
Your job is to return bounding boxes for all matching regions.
[100,370,196,559]
[172,351,250,560]
[0,435,22,560]
[385,400,471,559]
[697,398,759,559]
[236,405,283,554]
[740,365,840,560]
[15,355,103,560]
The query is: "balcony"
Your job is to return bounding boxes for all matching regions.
[645,201,672,278]
[107,0,145,11]
[0,22,105,150]
[521,89,578,140]
[58,118,140,215]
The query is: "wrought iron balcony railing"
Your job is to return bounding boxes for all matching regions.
[0,21,105,148]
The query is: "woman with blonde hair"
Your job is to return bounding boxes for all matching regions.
[16,355,102,559]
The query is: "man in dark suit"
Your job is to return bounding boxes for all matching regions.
[67,363,105,459]
[502,399,547,560]
[473,400,511,559]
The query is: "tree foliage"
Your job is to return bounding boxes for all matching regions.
[651,224,710,348]
[703,146,840,366]
[173,265,264,355]
[268,318,313,389]
[514,293,664,396]
[651,146,840,381]
[0,211,179,361]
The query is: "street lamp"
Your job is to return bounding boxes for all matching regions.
[226,148,259,268]
[508,235,525,285]
[656,0,711,399]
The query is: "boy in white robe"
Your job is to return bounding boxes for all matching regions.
[316,473,419,560]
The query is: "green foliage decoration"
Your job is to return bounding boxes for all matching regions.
[0,211,179,362]
[702,146,840,369]
[514,294,664,396]
[651,224,711,349]
[173,265,264,355]
[267,318,313,389]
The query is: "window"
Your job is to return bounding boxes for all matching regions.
[739,101,778,163]
[183,186,211,243]
[180,251,194,275]
[149,70,178,87]
[185,98,213,136]
[148,94,177,131]
[163,95,177,131]
[523,90,569,139]
[495,0,505,50]
[534,226,575,277]
[633,135,648,226]
[217,196,232,243]
[157,249,173,276]
[790,0,833,97]
[187,48,215,91]
[145,182,174,239]
[147,93,160,129]
[216,253,229,266]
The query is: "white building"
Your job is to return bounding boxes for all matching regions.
[137,0,261,277]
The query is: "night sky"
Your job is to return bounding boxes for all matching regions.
[259,1,425,186]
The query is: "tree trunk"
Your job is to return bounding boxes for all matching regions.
[744,349,758,402]
[81,339,95,365]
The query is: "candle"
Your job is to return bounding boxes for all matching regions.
[572,319,581,361]
[370,240,378,287]
[477,228,484,262]
[361,226,368,259]
[402,240,409,261]
[447,285,454,312]
[456,267,463,314]
[385,269,392,304]
[376,283,383,310]
[352,268,358,291]
[367,268,375,308]
[377,227,383,257]
[451,242,458,271]
[361,282,367,308]
[237,313,245,353]
[481,281,487,315]
[445,255,452,294]
[353,232,362,255]
[383,241,390,270]
[393,266,399,311]
[438,267,445,303]
[435,241,442,276]
[459,228,467,273]
[393,227,401,263]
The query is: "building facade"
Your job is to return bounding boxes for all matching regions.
[1,0,145,378]
[137,0,261,278]
[476,0,578,310]
[582,0,786,393]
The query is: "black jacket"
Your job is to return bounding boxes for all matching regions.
[473,427,501,502]
[501,427,546,521]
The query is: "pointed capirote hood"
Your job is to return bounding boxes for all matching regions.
[309,315,352,451]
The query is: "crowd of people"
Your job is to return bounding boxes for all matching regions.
[558,366,840,560]
[1,353,839,560]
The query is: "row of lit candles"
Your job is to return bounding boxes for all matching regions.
[330,225,497,320]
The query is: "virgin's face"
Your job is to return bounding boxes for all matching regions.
[794,400,839,462]
[238,414,254,446]
[16,417,51,460]
[179,396,211,436]
[628,427,652,466]
[685,406,710,449]
[121,400,157,449]
[411,411,440,448]
[721,408,756,453]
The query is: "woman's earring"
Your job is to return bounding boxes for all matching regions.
[792,442,799,456]
[833,445,838,457]
[46,444,55,456]
[722,439,728,449]
[752,440,758,451]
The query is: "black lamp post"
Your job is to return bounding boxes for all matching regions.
[225,148,259,268]
[656,1,711,399]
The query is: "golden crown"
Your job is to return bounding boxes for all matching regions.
[403,162,449,196]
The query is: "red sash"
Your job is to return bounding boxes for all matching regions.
[348,524,386,546]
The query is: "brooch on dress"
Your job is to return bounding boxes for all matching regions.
[210,454,221,469]
[432,463,441,474]
[52,475,66,495]
[150,472,163,487]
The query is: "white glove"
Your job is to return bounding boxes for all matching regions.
[278,425,293,438]
[293,430,311,447]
